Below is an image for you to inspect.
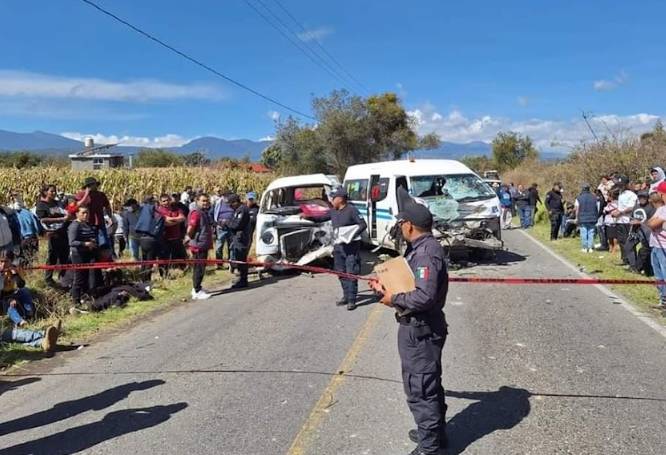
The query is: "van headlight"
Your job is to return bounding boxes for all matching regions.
[491,206,499,214]
[261,231,275,245]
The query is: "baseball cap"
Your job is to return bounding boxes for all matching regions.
[246,191,257,200]
[656,181,666,194]
[227,194,241,204]
[615,175,630,185]
[330,187,348,199]
[637,190,649,198]
[83,176,99,187]
[397,201,433,230]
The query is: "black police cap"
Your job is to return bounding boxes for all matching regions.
[397,201,433,230]
[227,194,241,204]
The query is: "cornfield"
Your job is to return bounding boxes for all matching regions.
[0,167,276,208]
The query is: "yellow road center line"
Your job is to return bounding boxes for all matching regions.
[287,303,385,455]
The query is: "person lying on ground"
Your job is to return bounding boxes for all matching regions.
[0,321,60,352]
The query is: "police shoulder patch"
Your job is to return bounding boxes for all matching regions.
[416,266,430,280]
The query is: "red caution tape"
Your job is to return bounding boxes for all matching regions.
[21,258,666,286]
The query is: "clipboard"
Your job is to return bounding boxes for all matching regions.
[373,256,415,295]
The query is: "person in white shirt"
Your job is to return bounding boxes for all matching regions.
[612,176,638,264]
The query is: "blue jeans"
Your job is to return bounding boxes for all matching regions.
[580,223,596,250]
[651,248,666,300]
[518,206,532,228]
[1,327,43,347]
[216,227,232,260]
[2,288,34,325]
[129,238,140,261]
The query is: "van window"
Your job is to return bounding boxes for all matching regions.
[376,178,389,201]
[411,174,496,201]
[344,179,369,201]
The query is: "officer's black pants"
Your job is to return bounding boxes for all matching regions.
[45,233,69,283]
[399,325,447,454]
[139,236,159,283]
[549,212,563,240]
[232,245,249,285]
[333,241,360,303]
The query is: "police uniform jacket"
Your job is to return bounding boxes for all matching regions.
[392,233,448,373]
[226,205,251,249]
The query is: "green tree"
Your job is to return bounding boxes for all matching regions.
[182,151,210,167]
[491,131,538,172]
[460,155,494,174]
[134,148,183,167]
[270,90,439,176]
[260,143,283,169]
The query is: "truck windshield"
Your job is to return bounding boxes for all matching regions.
[411,174,496,202]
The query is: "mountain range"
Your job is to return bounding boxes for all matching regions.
[0,129,564,161]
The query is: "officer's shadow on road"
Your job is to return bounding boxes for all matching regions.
[0,379,188,454]
[445,386,531,455]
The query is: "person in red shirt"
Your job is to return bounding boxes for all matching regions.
[156,194,186,274]
[185,193,213,300]
[75,177,115,261]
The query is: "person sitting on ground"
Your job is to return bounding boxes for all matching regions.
[0,250,34,327]
[646,182,666,313]
[1,320,60,352]
[68,206,99,305]
[562,202,577,238]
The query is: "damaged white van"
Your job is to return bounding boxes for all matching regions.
[254,174,340,266]
[342,159,503,257]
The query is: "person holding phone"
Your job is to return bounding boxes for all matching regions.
[68,206,98,305]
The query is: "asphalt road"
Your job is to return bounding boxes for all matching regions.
[1,229,665,455]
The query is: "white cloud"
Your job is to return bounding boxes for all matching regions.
[408,104,662,151]
[268,110,281,121]
[0,70,226,102]
[593,70,628,92]
[61,132,190,148]
[517,96,529,107]
[297,26,334,42]
[258,135,274,142]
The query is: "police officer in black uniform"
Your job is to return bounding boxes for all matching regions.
[370,198,448,455]
[225,194,251,289]
[330,187,367,311]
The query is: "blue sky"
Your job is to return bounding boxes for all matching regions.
[0,0,663,150]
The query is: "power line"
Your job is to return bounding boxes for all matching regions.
[271,0,367,93]
[243,0,351,90]
[581,110,599,142]
[79,0,314,120]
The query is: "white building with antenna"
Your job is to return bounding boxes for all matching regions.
[69,137,125,170]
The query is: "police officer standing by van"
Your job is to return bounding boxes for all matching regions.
[370,197,448,455]
[224,194,251,289]
[330,187,367,311]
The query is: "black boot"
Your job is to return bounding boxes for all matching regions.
[335,298,347,306]
[409,429,448,448]
[347,301,357,311]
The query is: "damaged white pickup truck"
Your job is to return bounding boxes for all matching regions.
[254,174,340,268]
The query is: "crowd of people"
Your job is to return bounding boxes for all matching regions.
[0,176,260,352]
[496,167,666,313]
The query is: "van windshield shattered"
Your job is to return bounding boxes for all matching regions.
[411,174,496,202]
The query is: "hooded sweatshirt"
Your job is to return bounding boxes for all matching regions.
[649,166,665,194]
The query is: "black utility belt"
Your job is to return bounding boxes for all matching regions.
[395,313,426,326]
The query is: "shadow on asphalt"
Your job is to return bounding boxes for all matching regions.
[0,377,41,397]
[0,379,165,438]
[0,402,187,455]
[445,386,531,455]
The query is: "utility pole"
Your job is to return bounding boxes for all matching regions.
[581,110,599,142]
